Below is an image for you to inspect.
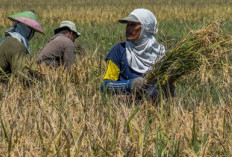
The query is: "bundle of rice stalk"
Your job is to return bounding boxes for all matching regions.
[145,21,232,85]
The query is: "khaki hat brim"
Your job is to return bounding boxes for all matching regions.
[118,16,140,23]
[54,26,81,36]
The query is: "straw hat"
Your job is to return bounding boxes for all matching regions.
[7,10,44,34]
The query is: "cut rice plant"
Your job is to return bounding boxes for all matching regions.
[145,21,232,84]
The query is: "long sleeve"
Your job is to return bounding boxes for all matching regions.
[101,79,133,94]
[63,46,75,68]
[103,60,120,81]
[101,59,133,94]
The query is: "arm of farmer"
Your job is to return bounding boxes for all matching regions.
[101,60,133,94]
[63,46,75,68]
[144,77,175,99]
[101,60,149,95]
[7,37,27,75]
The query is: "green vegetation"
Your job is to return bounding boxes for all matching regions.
[0,0,232,156]
[146,21,232,84]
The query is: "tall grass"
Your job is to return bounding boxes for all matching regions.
[0,0,232,156]
[0,54,232,156]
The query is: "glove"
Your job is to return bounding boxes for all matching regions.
[130,77,148,95]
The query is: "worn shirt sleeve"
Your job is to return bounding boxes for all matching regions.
[101,43,134,94]
[103,60,120,81]
[106,44,122,68]
[63,45,75,68]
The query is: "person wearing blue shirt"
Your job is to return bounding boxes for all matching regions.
[101,8,175,100]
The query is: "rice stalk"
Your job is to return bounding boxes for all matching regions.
[146,20,232,85]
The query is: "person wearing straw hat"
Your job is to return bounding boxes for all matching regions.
[101,8,175,99]
[0,10,44,74]
[36,21,80,69]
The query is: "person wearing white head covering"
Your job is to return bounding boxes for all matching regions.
[122,8,166,74]
[101,8,175,99]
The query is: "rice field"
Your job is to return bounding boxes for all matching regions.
[0,0,232,156]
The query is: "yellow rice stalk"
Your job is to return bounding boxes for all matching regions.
[145,21,232,84]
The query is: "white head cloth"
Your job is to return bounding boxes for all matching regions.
[126,8,166,74]
[6,22,34,53]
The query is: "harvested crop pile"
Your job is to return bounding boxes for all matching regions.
[146,21,232,84]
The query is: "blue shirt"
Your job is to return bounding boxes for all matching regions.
[101,42,160,96]
[106,42,143,80]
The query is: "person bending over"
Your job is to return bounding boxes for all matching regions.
[36,21,80,69]
[0,10,43,75]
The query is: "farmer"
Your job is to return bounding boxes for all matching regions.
[0,10,44,74]
[101,8,175,99]
[36,21,80,69]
